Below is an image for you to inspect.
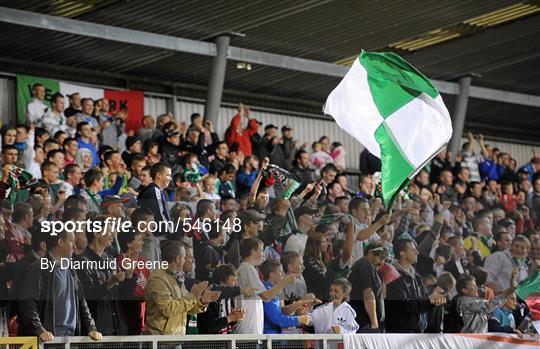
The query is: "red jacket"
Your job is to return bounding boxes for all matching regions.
[225,114,259,156]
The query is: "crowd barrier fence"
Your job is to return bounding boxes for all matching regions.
[18,333,538,349]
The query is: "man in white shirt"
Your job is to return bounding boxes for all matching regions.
[42,92,68,136]
[284,206,318,257]
[25,83,47,125]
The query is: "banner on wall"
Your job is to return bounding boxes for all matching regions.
[16,75,60,124]
[16,74,144,132]
[59,81,104,102]
[343,333,540,349]
[104,89,144,133]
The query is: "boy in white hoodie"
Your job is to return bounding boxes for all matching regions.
[312,278,359,334]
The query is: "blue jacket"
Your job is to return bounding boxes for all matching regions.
[519,163,536,182]
[236,170,258,194]
[479,159,504,182]
[262,281,299,334]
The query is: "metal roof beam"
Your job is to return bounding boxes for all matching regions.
[469,85,540,108]
[0,6,215,56]
[1,7,539,108]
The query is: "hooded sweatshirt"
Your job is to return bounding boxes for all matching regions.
[457,294,506,333]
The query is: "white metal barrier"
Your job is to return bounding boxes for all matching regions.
[41,334,344,349]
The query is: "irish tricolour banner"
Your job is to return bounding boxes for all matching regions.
[324,51,452,207]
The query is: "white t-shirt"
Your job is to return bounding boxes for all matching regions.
[346,219,380,263]
[233,262,266,334]
[284,233,308,257]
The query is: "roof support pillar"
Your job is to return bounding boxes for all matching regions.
[448,76,472,164]
[204,34,230,125]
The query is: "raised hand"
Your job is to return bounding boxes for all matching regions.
[379,213,391,226]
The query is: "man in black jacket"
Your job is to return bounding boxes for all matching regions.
[138,164,172,236]
[194,222,224,281]
[19,229,102,342]
[75,215,131,336]
[385,237,446,333]
[291,150,316,192]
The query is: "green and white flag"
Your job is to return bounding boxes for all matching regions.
[324,50,452,207]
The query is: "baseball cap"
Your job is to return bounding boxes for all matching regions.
[100,195,129,208]
[238,210,266,225]
[281,125,292,132]
[264,124,277,131]
[294,206,319,219]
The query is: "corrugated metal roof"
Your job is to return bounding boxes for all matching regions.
[0,0,538,141]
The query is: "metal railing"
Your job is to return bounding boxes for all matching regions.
[41,334,344,349]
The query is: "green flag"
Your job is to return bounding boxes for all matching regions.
[516,269,540,301]
[16,74,60,123]
[324,51,452,207]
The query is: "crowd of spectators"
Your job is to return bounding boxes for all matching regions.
[0,83,539,342]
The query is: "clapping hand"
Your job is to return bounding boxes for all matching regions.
[201,287,221,304]
[191,281,209,299]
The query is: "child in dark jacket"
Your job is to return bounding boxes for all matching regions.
[196,264,245,334]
